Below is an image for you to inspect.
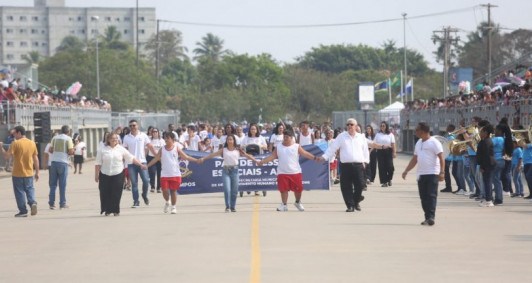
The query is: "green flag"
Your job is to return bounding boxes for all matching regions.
[390,72,401,88]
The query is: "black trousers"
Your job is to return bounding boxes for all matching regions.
[147,155,161,190]
[377,148,394,185]
[339,162,366,208]
[99,171,124,214]
[365,150,377,182]
[418,174,439,220]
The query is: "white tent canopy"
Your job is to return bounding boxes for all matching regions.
[379,101,404,112]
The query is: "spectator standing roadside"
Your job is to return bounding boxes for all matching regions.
[0,126,40,217]
[73,134,86,174]
[402,122,445,226]
[48,125,74,209]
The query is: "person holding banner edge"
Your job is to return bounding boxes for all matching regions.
[147,131,201,214]
[200,134,258,212]
[317,118,369,212]
[257,128,320,212]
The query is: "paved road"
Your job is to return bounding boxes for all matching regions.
[1,154,532,283]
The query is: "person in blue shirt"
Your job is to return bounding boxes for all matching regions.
[491,125,506,205]
[522,138,532,199]
[511,138,524,197]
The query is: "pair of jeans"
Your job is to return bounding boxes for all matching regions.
[492,159,505,203]
[512,165,523,196]
[222,166,239,209]
[452,160,466,191]
[467,156,480,194]
[524,164,532,196]
[501,160,513,193]
[443,159,452,190]
[482,169,494,202]
[417,174,438,221]
[49,161,69,206]
[146,156,161,190]
[13,176,36,214]
[128,163,150,203]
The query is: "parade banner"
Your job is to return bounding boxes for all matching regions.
[177,144,330,194]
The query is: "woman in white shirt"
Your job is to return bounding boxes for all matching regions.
[374,121,396,187]
[268,123,285,152]
[241,123,267,154]
[147,128,164,193]
[73,134,86,174]
[201,135,257,212]
[95,133,146,216]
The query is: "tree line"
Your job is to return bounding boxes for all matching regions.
[33,22,531,123]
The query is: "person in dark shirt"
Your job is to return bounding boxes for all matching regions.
[477,124,495,207]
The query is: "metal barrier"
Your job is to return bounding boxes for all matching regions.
[400,98,532,153]
[110,111,180,132]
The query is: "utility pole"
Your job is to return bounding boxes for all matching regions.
[155,19,160,80]
[432,26,460,98]
[136,0,139,67]
[481,3,497,85]
[402,13,407,104]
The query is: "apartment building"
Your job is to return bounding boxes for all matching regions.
[0,0,156,67]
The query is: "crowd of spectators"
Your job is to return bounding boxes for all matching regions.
[404,67,532,111]
[0,76,111,111]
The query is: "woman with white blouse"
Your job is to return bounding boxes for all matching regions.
[95,133,146,216]
[201,135,258,212]
[374,121,396,187]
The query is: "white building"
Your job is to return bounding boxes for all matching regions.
[0,0,156,67]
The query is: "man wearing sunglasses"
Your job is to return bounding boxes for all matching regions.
[122,119,154,208]
[318,118,369,212]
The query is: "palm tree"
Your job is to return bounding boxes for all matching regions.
[193,33,226,62]
[102,26,130,50]
[145,29,188,66]
[56,36,85,53]
[21,51,41,66]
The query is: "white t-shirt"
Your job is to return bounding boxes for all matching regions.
[74,141,86,156]
[414,136,443,177]
[95,145,135,176]
[269,134,283,149]
[374,132,395,146]
[276,143,301,174]
[186,134,201,151]
[148,138,164,157]
[122,132,151,163]
[212,136,222,149]
[50,134,74,164]
[242,136,267,150]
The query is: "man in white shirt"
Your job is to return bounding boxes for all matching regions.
[122,119,154,207]
[48,125,74,209]
[297,120,314,146]
[319,118,369,212]
[402,122,445,226]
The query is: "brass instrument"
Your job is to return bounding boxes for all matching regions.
[511,126,532,147]
[449,124,477,136]
[449,140,470,155]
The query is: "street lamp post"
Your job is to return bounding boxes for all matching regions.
[402,12,407,103]
[91,15,100,99]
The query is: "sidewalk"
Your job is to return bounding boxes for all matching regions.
[1,155,532,283]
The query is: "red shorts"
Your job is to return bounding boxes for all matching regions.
[277,173,303,193]
[329,160,338,170]
[161,177,182,191]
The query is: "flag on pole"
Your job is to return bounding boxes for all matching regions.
[406,79,413,94]
[374,80,388,91]
[390,72,401,88]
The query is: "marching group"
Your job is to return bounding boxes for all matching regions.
[437,116,531,208]
[4,118,451,224]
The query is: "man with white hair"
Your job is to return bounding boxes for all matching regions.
[318,118,369,212]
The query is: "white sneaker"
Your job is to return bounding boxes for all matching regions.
[294,202,305,211]
[464,191,471,196]
[503,191,511,197]
[164,202,170,213]
[276,204,288,212]
[455,189,465,195]
[479,200,494,207]
[171,206,177,214]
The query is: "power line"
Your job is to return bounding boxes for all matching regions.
[159,6,478,29]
